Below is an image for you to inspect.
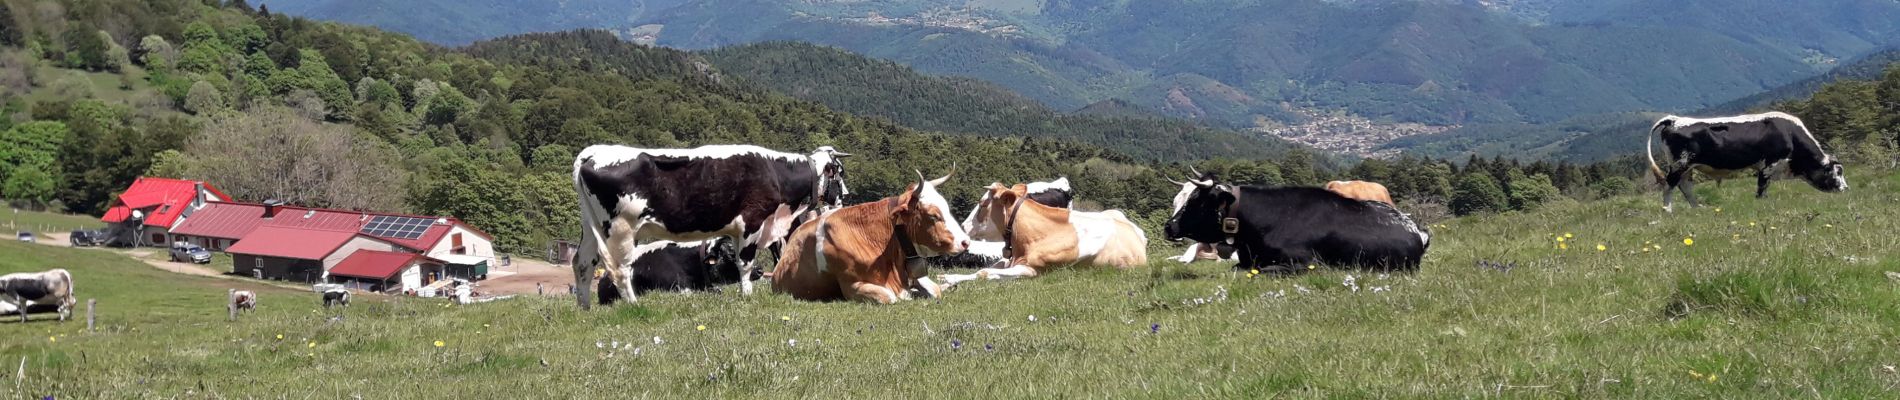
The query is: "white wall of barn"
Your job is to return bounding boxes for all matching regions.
[426,224,496,265]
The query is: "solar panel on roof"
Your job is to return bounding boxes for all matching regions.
[360,215,435,239]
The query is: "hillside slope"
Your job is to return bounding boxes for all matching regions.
[7,170,1899,396]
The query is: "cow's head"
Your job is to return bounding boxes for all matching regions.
[895,167,970,257]
[1162,173,1237,244]
[962,182,1008,241]
[810,146,853,208]
[1801,158,1848,193]
[702,237,743,283]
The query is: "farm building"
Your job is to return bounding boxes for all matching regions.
[327,250,447,293]
[212,203,498,285]
[99,177,230,247]
[166,202,272,251]
[227,226,402,283]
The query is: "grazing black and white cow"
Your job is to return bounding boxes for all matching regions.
[596,238,743,305]
[1647,112,1847,212]
[1162,175,1429,272]
[573,144,851,308]
[0,269,75,322]
[321,288,350,308]
[233,290,257,312]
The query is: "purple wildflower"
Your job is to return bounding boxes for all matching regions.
[44,396,55,400]
[1150,323,1161,334]
[984,344,994,351]
[951,339,962,350]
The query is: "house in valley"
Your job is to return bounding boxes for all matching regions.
[217,203,498,287]
[99,177,230,247]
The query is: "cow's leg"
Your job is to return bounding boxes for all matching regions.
[600,219,641,304]
[939,264,1040,288]
[572,221,603,310]
[1678,177,1702,209]
[848,282,900,304]
[1662,166,1692,213]
[1756,169,1773,199]
[737,243,762,296]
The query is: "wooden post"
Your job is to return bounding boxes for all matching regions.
[226,289,236,322]
[537,282,544,296]
[86,299,95,332]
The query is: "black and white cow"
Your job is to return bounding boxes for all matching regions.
[573,144,851,308]
[951,177,1073,267]
[1162,175,1429,272]
[321,288,350,308]
[1647,112,1847,212]
[596,239,743,305]
[0,269,75,322]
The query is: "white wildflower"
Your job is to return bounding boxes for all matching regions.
[1294,285,1312,294]
[1028,315,1037,322]
[787,339,797,347]
[652,336,664,345]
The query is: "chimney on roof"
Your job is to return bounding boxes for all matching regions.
[263,199,285,219]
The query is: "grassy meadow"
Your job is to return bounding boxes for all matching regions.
[4,172,1900,398]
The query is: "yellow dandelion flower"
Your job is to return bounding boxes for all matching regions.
[1564,232,1574,238]
[1642,247,1651,253]
[1714,207,1721,213]
[697,325,707,331]
[433,340,445,348]
[780,316,791,322]
[1689,370,1703,378]
[1556,236,1566,242]
[1596,244,1606,251]
[276,334,284,340]
[1559,243,1569,250]
[48,336,56,343]
[1307,265,1316,270]
[1683,237,1694,246]
[306,352,315,357]
[1708,374,1718,383]
[1824,224,1834,228]
[1250,269,1260,275]
[1749,222,1757,227]
[307,342,316,348]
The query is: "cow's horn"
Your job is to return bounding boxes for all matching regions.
[929,162,955,186]
[1189,165,1203,177]
[1166,176,1187,186]
[832,151,852,158]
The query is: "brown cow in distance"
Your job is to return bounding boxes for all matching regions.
[1324,180,1394,205]
[939,183,1147,287]
[772,169,969,304]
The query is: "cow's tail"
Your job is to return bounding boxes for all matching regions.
[1646,116,1674,185]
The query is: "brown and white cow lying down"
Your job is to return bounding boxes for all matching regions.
[940,183,1147,286]
[772,170,970,304]
[0,269,76,322]
[1324,180,1394,205]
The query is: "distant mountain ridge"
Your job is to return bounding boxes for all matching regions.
[264,0,1900,159]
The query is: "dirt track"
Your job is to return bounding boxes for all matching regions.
[477,257,576,297]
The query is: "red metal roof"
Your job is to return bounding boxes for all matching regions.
[225,226,360,261]
[257,207,487,251]
[169,202,270,240]
[98,177,229,228]
[328,250,435,280]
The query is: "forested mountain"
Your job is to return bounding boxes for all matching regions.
[1385,49,1900,162]
[698,42,1300,161]
[259,0,692,45]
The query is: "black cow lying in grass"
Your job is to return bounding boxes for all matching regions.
[597,239,743,305]
[1162,175,1429,272]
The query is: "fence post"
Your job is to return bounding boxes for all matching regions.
[227,289,236,322]
[537,282,544,296]
[86,299,95,332]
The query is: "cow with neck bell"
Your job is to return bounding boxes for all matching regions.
[1163,172,1429,273]
[573,144,852,308]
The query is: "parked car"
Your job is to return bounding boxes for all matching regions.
[15,232,31,243]
[168,241,212,264]
[69,229,106,247]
